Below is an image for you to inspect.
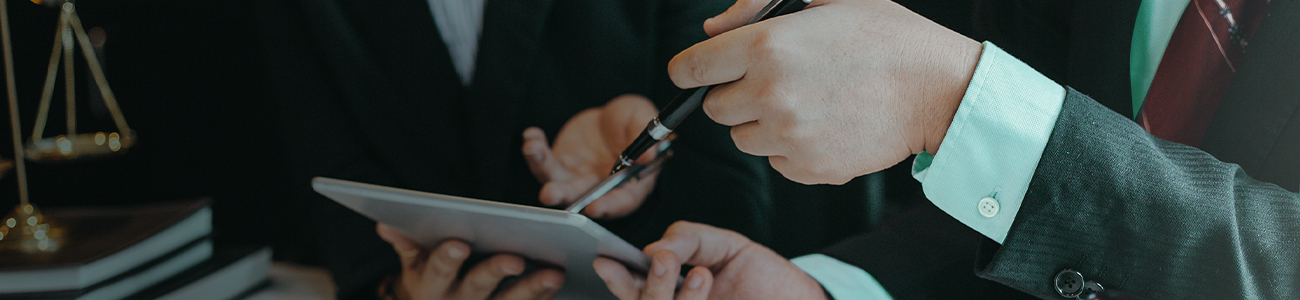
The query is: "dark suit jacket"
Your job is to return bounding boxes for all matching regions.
[823,0,1300,298]
[258,0,779,299]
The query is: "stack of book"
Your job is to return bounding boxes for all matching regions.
[0,198,271,300]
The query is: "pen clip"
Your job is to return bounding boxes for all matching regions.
[566,140,673,214]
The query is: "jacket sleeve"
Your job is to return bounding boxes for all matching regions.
[974,88,1300,299]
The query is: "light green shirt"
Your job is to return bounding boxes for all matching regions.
[791,2,1185,297]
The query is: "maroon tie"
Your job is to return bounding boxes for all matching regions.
[1137,0,1268,147]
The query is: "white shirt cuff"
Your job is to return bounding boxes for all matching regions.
[791,254,893,300]
[911,41,1066,244]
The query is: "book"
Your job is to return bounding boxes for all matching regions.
[125,246,272,300]
[0,199,213,298]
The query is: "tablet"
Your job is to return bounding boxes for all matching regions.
[311,177,649,300]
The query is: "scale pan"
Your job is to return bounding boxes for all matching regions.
[24,131,135,163]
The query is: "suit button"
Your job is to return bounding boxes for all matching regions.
[978,197,999,218]
[1054,269,1085,298]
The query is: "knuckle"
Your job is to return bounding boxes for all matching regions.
[426,255,455,277]
[771,121,801,146]
[688,54,711,85]
[749,29,792,61]
[729,127,755,154]
[701,96,723,123]
[667,220,696,233]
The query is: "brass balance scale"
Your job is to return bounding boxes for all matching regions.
[1,0,134,253]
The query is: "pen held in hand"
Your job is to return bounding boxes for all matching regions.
[608,0,813,175]
[569,147,673,214]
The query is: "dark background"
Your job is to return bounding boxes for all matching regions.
[0,0,960,264]
[0,0,304,260]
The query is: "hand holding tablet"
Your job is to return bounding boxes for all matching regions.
[312,168,660,299]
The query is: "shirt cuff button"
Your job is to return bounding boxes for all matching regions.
[978,197,1000,218]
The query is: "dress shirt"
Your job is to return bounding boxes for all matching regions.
[792,1,1188,297]
[427,0,487,85]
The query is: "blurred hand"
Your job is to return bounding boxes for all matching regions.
[523,95,661,219]
[593,221,826,300]
[673,0,982,184]
[375,223,564,300]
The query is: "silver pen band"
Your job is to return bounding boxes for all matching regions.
[647,118,671,140]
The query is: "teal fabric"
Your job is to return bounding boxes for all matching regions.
[1130,0,1191,117]
[797,3,1187,296]
[791,254,894,300]
[911,42,1065,244]
[795,42,1065,296]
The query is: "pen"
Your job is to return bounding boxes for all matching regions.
[609,0,813,174]
[569,145,673,214]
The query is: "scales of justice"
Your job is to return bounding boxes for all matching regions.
[1,0,135,253]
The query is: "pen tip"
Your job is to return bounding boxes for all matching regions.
[609,164,625,175]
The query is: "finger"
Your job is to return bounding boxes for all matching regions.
[602,95,660,149]
[453,254,527,300]
[702,0,771,36]
[700,81,762,127]
[767,155,843,185]
[533,287,562,300]
[539,175,601,206]
[491,268,564,300]
[420,239,471,294]
[594,257,646,300]
[728,121,783,157]
[523,127,572,185]
[676,267,713,300]
[581,174,657,219]
[376,223,423,269]
[666,27,758,89]
[640,251,682,300]
[644,221,753,269]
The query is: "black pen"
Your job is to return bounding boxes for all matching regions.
[610,0,813,174]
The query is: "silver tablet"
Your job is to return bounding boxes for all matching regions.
[311,177,649,300]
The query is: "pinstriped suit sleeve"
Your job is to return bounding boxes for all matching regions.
[974,88,1300,299]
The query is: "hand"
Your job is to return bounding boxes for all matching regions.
[672,0,983,184]
[375,223,565,300]
[593,221,827,300]
[522,95,661,219]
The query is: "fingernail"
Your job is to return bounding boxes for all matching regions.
[687,273,703,289]
[502,262,523,274]
[445,246,466,259]
[653,260,666,276]
[542,276,560,289]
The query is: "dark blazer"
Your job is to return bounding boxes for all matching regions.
[258,0,777,299]
[824,0,1300,298]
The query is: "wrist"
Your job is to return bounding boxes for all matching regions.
[921,37,982,155]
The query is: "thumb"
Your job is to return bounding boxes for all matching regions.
[702,0,771,37]
[643,221,754,269]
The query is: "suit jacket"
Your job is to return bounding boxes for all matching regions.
[824,0,1300,298]
[258,0,780,298]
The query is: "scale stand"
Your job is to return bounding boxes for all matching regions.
[2,1,135,253]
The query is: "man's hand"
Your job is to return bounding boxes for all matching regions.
[522,95,661,219]
[375,223,564,300]
[673,0,983,184]
[593,221,827,300]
